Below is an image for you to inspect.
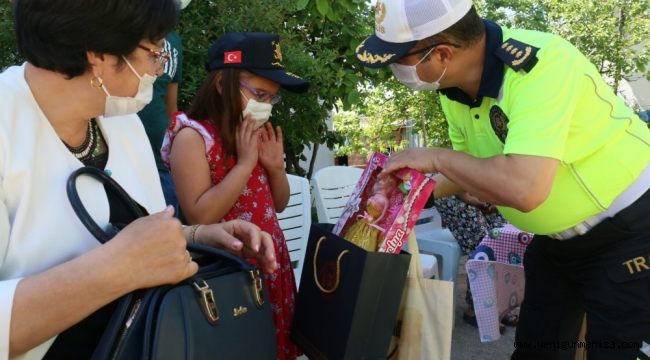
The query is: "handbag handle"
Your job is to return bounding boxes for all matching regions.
[187,243,254,271]
[67,167,147,243]
[312,236,349,294]
[66,167,255,271]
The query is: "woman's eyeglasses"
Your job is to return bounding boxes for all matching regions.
[138,44,170,66]
[240,80,282,105]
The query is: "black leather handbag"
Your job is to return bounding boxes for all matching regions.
[66,167,278,360]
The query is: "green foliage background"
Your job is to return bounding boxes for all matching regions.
[0,3,18,71]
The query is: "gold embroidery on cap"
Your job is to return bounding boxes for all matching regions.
[271,41,283,67]
[511,46,532,66]
[355,40,395,64]
[356,50,396,64]
[375,1,387,34]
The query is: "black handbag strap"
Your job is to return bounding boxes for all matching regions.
[66,166,254,270]
[67,167,147,243]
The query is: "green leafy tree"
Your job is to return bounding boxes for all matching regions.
[333,78,451,157]
[0,3,19,70]
[384,80,450,148]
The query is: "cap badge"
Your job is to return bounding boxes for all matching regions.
[272,41,283,67]
[224,51,242,64]
[375,1,387,34]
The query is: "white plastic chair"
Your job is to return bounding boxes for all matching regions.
[311,166,364,224]
[414,207,462,283]
[277,174,311,287]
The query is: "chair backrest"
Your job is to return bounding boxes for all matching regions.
[414,206,443,232]
[276,174,311,287]
[311,166,364,224]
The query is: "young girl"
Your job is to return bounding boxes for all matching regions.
[161,32,309,359]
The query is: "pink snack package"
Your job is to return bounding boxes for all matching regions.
[332,153,436,254]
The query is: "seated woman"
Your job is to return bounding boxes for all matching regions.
[0,1,275,359]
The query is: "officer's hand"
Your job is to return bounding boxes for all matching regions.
[380,148,440,177]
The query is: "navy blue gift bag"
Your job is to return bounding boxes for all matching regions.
[292,224,411,359]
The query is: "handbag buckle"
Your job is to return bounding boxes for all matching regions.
[249,269,265,308]
[193,280,220,325]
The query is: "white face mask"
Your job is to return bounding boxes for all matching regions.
[390,48,447,91]
[241,93,273,128]
[100,57,156,117]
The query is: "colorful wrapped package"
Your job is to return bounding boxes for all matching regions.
[466,224,534,342]
[333,152,436,253]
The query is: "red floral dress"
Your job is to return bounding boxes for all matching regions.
[162,113,301,359]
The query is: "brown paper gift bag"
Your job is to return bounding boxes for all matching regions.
[388,233,454,360]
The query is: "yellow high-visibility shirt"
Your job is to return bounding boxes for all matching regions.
[440,24,650,234]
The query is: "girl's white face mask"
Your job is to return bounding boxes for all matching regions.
[241,92,273,128]
[100,57,156,117]
[389,47,446,91]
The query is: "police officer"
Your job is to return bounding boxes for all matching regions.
[356,1,650,359]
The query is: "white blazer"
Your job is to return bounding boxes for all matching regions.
[0,64,165,359]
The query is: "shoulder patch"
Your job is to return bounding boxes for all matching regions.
[496,38,539,73]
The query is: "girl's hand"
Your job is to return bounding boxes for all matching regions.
[236,116,260,170]
[194,220,278,274]
[258,122,285,174]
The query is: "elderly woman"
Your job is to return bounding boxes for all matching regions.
[0,1,276,359]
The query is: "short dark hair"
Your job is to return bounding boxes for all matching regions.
[14,0,179,78]
[422,6,484,49]
[187,69,244,158]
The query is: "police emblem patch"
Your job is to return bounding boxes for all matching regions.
[489,105,509,143]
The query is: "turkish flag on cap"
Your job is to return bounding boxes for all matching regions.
[224,51,242,64]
